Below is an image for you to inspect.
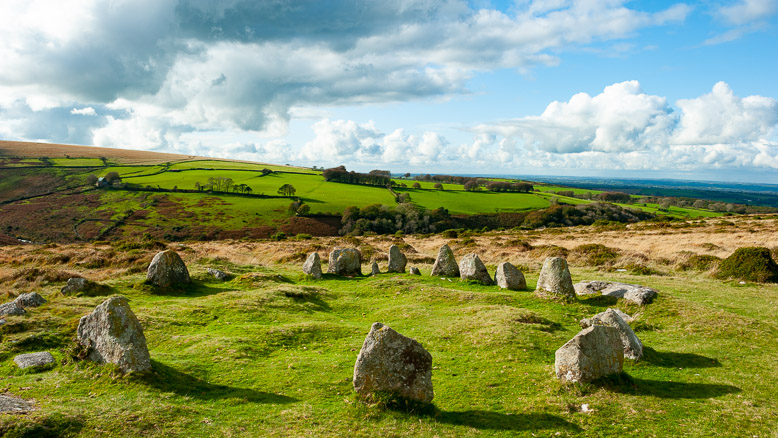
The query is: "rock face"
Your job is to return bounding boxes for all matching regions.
[387,245,407,273]
[409,267,421,275]
[14,292,46,308]
[353,322,434,403]
[14,352,55,369]
[580,309,643,360]
[207,268,228,281]
[371,261,380,275]
[0,302,25,317]
[146,250,190,288]
[494,262,526,290]
[574,281,657,305]
[327,248,362,276]
[430,244,459,277]
[77,296,152,373]
[459,253,493,285]
[302,252,323,279]
[535,257,576,300]
[555,325,623,383]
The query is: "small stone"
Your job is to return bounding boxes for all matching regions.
[574,281,657,305]
[430,244,459,277]
[555,325,623,383]
[0,301,25,317]
[146,250,191,288]
[494,262,526,290]
[410,267,421,275]
[14,292,46,308]
[387,245,407,273]
[353,322,434,403]
[535,257,576,301]
[77,296,151,373]
[14,352,55,370]
[61,277,95,295]
[303,252,323,279]
[207,267,228,281]
[327,248,362,276]
[459,253,493,285]
[0,394,33,413]
[371,261,380,275]
[580,308,643,360]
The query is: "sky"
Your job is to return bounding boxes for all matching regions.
[1,0,777,183]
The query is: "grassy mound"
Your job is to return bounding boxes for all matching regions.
[714,247,778,283]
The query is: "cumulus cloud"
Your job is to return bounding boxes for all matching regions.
[716,0,776,25]
[475,81,778,170]
[71,107,97,116]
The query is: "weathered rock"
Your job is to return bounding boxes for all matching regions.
[580,309,643,360]
[387,245,407,273]
[14,292,46,308]
[0,394,33,413]
[494,262,526,290]
[302,252,323,279]
[353,322,434,402]
[77,296,151,373]
[0,319,5,326]
[0,302,25,317]
[535,257,576,301]
[207,267,228,281]
[327,248,362,276]
[146,250,190,288]
[14,352,55,370]
[61,277,95,295]
[555,325,623,383]
[371,261,381,275]
[459,253,493,285]
[430,244,459,277]
[410,267,421,275]
[574,281,658,305]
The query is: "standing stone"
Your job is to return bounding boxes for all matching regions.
[459,253,493,285]
[494,262,526,290]
[409,267,421,275]
[327,248,362,276]
[61,277,96,295]
[14,352,55,370]
[76,296,151,373]
[146,250,190,288]
[13,292,46,308]
[535,257,576,301]
[353,322,434,403]
[580,309,643,360]
[555,325,623,383]
[0,302,25,317]
[371,261,381,276]
[302,252,323,279]
[430,244,459,277]
[207,268,229,281]
[387,245,408,273]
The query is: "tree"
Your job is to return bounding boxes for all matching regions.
[434,183,443,190]
[403,172,411,178]
[86,174,98,185]
[296,204,310,216]
[412,182,421,189]
[104,171,121,184]
[278,184,296,196]
[397,193,411,203]
[464,180,479,191]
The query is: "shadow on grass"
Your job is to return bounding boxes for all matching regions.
[139,360,299,404]
[592,373,739,399]
[136,280,235,298]
[640,347,721,368]
[577,294,619,308]
[0,413,85,438]
[282,287,331,312]
[434,410,582,432]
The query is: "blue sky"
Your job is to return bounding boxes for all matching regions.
[1,0,777,182]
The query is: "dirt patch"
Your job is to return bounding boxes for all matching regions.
[281,216,340,236]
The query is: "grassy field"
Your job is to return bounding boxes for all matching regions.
[0,217,776,437]
[401,188,551,214]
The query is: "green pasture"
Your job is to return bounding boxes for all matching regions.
[0,254,775,437]
[534,185,602,196]
[400,188,551,214]
[392,180,461,191]
[50,158,106,167]
[170,160,317,174]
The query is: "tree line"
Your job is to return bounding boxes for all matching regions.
[322,166,392,186]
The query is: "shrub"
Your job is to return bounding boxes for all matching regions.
[677,254,721,271]
[270,232,287,241]
[715,247,778,283]
[570,244,620,267]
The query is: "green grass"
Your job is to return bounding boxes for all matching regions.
[0,256,776,437]
[534,185,602,196]
[401,189,551,214]
[50,158,106,167]
[171,160,317,174]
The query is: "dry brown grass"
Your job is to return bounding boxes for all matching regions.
[0,140,198,165]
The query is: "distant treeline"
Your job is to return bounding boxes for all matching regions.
[552,190,777,214]
[322,166,391,186]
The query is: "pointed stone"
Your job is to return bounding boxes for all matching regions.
[535,257,576,301]
[459,253,492,285]
[146,250,190,288]
[77,296,151,373]
[353,322,434,402]
[431,244,459,277]
[580,309,643,360]
[371,261,380,275]
[494,262,526,290]
[303,252,323,279]
[387,245,407,273]
[409,266,421,275]
[555,325,623,383]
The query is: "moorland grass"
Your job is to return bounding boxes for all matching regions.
[0,251,776,437]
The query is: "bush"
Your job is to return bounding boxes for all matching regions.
[570,244,620,267]
[270,232,287,241]
[715,247,778,283]
[677,254,721,271]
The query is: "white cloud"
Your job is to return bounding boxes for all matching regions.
[716,0,776,25]
[70,107,96,116]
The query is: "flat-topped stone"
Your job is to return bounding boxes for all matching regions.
[575,281,658,305]
[14,352,55,369]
